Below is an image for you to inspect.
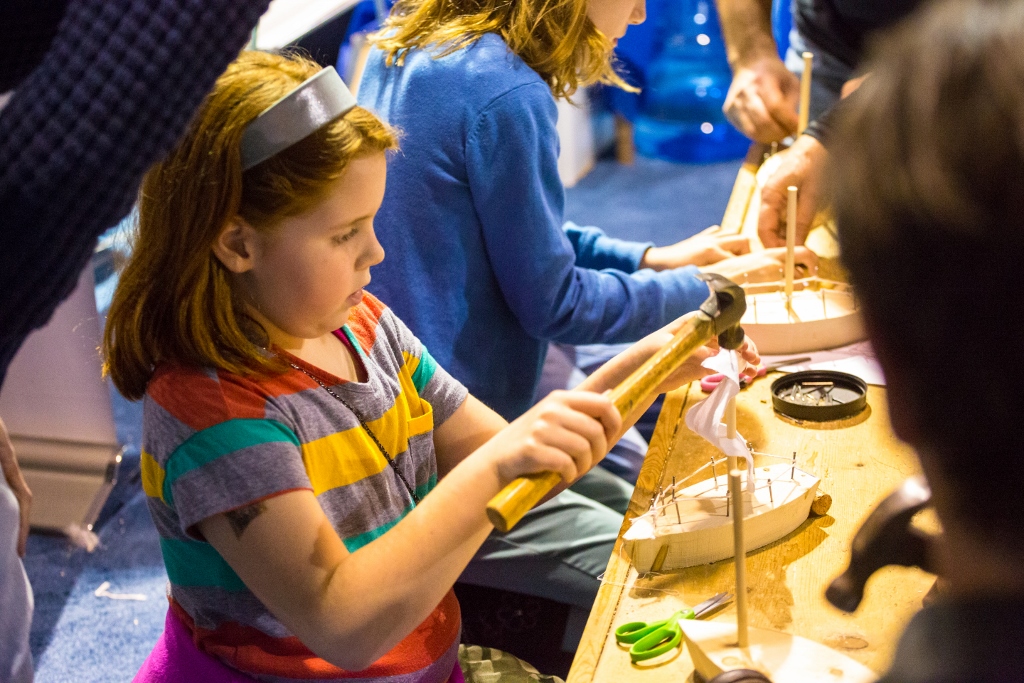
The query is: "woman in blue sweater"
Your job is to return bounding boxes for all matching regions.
[356,0,812,614]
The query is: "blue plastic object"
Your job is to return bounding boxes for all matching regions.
[773,0,793,58]
[336,0,392,79]
[633,0,749,163]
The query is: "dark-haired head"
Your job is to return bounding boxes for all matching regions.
[831,0,1024,558]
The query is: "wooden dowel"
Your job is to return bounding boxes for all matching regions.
[785,185,797,314]
[720,143,768,236]
[674,474,682,525]
[614,114,636,165]
[725,395,738,447]
[811,492,833,516]
[799,51,813,134]
[486,314,717,532]
[725,397,749,648]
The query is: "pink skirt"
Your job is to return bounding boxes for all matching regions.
[134,609,464,683]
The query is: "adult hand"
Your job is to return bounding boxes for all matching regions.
[0,417,31,557]
[701,246,819,284]
[640,226,752,270]
[757,134,829,247]
[483,391,622,486]
[724,55,801,143]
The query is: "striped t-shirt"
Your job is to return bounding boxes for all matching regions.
[140,293,469,682]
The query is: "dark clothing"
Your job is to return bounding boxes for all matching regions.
[0,0,271,389]
[0,1,70,93]
[803,84,858,146]
[879,598,1024,683]
[793,0,921,147]
[794,0,922,69]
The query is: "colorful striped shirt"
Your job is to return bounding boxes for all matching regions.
[140,294,468,682]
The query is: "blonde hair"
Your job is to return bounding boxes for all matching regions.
[103,51,397,400]
[372,0,634,99]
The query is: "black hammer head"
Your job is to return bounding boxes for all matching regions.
[698,273,747,350]
[826,475,935,613]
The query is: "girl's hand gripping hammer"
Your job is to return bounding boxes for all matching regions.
[485,274,748,533]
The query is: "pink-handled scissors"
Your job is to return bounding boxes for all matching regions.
[700,356,812,393]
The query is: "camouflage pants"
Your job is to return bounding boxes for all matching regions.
[459,645,565,683]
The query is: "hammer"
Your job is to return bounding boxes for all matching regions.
[826,475,936,613]
[485,273,748,533]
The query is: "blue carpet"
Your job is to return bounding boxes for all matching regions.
[23,392,165,683]
[21,154,740,682]
[564,156,742,244]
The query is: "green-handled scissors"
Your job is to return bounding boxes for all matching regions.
[614,592,732,663]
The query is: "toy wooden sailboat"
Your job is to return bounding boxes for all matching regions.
[622,460,821,573]
[733,158,866,354]
[672,399,877,683]
[718,81,867,355]
[741,278,865,354]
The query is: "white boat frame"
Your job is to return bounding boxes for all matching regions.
[623,462,819,573]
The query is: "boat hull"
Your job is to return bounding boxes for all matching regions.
[681,620,877,683]
[623,464,819,573]
[741,284,865,355]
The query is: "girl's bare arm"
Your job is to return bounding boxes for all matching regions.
[197,390,619,671]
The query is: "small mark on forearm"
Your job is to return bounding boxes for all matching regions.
[225,501,267,539]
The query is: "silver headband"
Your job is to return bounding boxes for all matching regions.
[239,66,357,171]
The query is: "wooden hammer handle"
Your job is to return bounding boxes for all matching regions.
[485,314,716,532]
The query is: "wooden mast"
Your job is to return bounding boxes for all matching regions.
[785,185,798,317]
[725,395,749,647]
[799,52,814,134]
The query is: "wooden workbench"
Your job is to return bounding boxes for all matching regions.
[567,379,934,682]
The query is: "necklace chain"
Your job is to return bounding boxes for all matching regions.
[288,362,420,506]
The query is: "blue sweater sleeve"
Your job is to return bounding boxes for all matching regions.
[465,84,711,345]
[563,221,653,273]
